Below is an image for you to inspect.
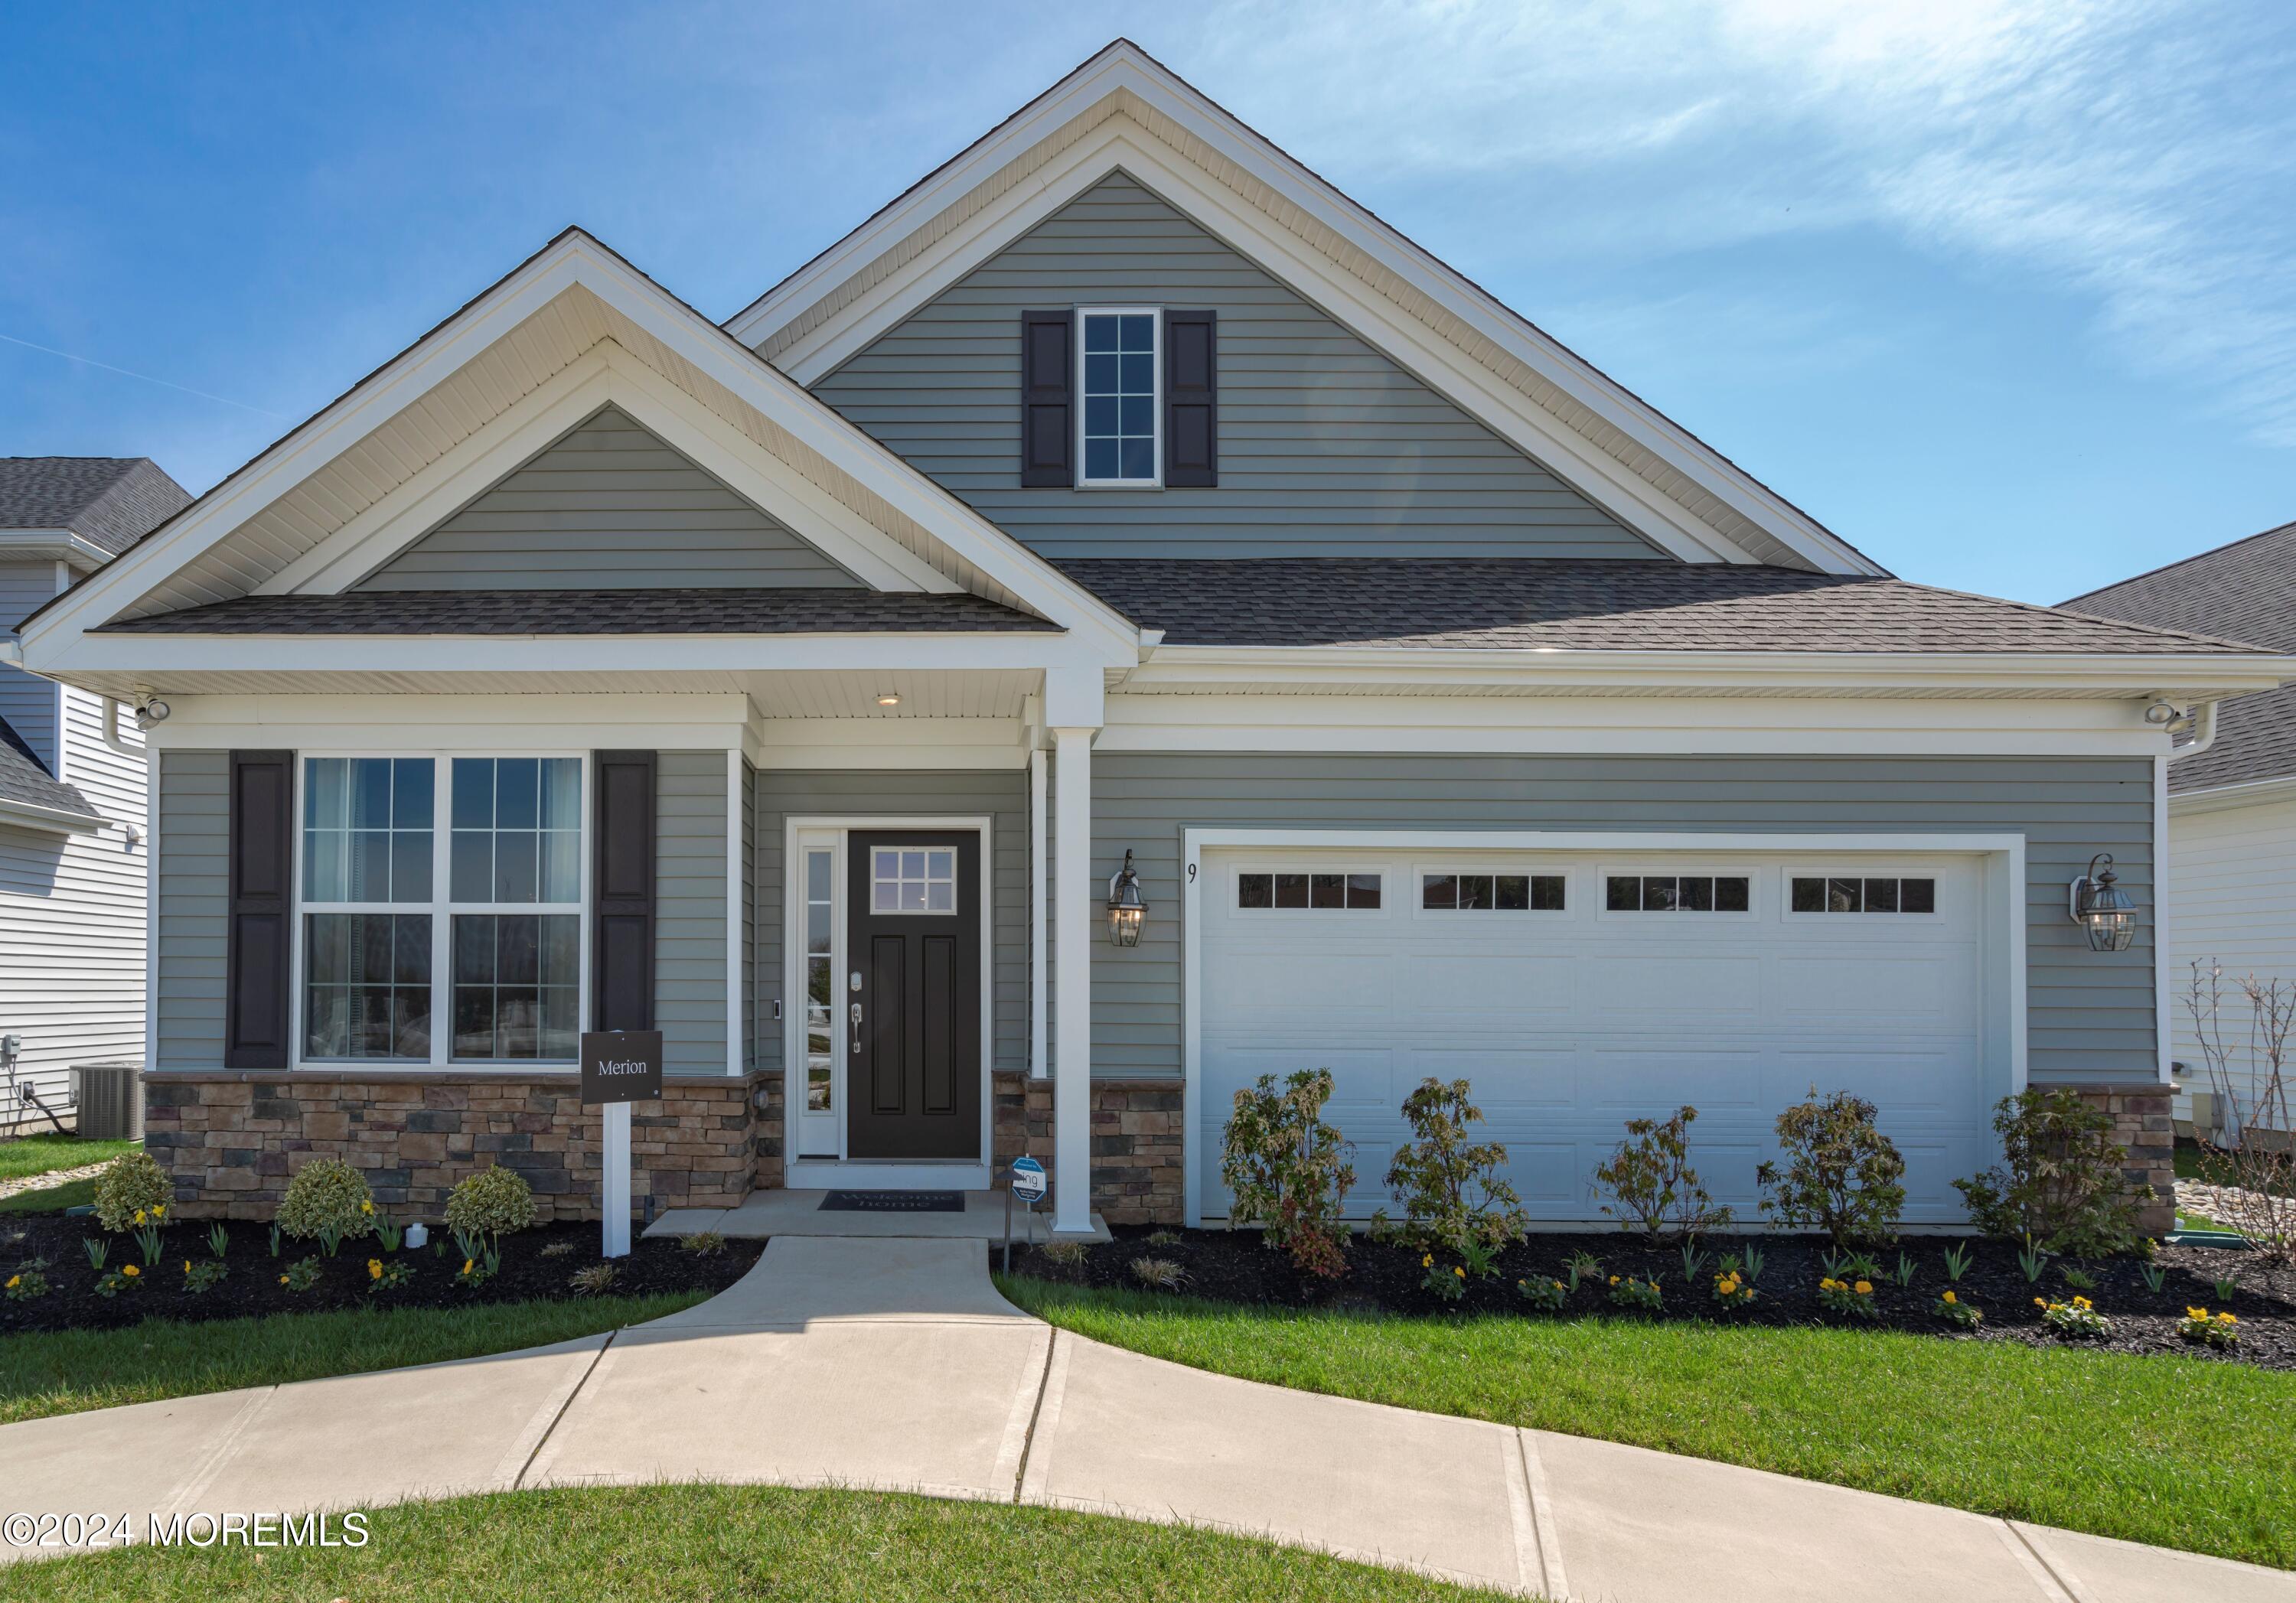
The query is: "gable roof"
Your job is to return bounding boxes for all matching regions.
[1065,558,2272,655]
[727,40,1882,578]
[0,457,189,559]
[2063,520,2296,792]
[15,229,1140,673]
[0,713,97,827]
[97,587,1058,637]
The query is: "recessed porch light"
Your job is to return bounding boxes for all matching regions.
[876,692,902,707]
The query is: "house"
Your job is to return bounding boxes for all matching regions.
[1,456,191,1131]
[15,42,2290,1233]
[2065,521,2296,1134]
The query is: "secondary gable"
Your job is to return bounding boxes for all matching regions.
[358,404,861,591]
[810,170,1662,562]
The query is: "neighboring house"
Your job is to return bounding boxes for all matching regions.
[2065,520,2296,1133]
[16,43,2291,1233]
[0,456,191,1131]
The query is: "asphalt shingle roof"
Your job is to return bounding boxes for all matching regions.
[96,588,1058,636]
[1055,558,2271,656]
[0,715,96,822]
[2063,520,2296,791]
[0,458,191,557]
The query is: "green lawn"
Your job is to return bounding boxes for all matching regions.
[0,1484,1502,1601]
[1002,1278,2296,1570]
[0,1178,93,1216]
[0,1134,137,1185]
[0,1294,706,1425]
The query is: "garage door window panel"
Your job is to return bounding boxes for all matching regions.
[1605,874,1752,914]
[1421,872,1565,913]
[1790,875,1939,917]
[1236,870,1381,911]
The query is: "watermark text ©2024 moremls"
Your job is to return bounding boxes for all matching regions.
[3,1510,370,1550]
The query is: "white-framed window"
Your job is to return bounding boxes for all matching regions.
[297,754,587,1067]
[1420,871,1566,912]
[1077,306,1160,486]
[1603,872,1753,914]
[1789,875,1938,916]
[1235,869,1383,911]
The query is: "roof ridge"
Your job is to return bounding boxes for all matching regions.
[2060,516,2296,608]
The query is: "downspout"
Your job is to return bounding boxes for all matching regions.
[2167,699,2218,763]
[102,696,147,758]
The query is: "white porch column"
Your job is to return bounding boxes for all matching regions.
[1050,725,1094,1233]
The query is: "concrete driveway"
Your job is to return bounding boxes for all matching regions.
[4,1236,2291,1601]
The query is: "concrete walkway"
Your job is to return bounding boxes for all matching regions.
[5,1239,2291,1601]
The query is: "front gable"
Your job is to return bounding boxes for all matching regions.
[734,41,1882,575]
[812,170,1662,563]
[360,403,863,591]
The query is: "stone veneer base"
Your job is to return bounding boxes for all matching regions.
[2061,1083,2177,1238]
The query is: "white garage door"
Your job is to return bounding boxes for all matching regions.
[1196,847,2004,1227]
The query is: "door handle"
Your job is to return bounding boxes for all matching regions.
[850,1000,864,1056]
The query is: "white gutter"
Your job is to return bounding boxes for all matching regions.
[0,796,104,835]
[101,696,147,759]
[2167,699,2219,762]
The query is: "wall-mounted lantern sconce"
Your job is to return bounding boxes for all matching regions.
[2068,852,2138,952]
[1106,849,1148,948]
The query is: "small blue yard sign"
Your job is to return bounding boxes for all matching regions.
[1009,1155,1047,1204]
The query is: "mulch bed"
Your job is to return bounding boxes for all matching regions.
[0,1214,762,1336]
[1022,1227,2296,1370]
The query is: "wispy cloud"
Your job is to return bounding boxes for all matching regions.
[1187,0,2296,443]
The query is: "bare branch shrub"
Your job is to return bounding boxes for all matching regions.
[2183,961,2296,1263]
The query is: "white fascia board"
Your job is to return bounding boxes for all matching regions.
[21,233,1140,667]
[1185,826,2025,855]
[258,346,949,596]
[0,796,104,834]
[142,691,755,754]
[2167,774,2296,816]
[0,531,112,570]
[750,718,1029,771]
[1124,643,2296,699]
[49,628,1107,683]
[736,47,1876,575]
[1097,691,2170,758]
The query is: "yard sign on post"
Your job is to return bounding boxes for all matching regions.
[579,1029,663,1258]
[1005,1154,1047,1270]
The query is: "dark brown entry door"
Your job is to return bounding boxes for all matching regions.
[846,831,982,1159]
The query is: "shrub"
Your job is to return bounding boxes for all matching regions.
[2034,1294,2112,1339]
[679,1231,728,1257]
[1606,1274,1663,1311]
[1592,1106,1732,1243]
[95,1265,142,1298]
[2179,1306,2239,1348]
[1953,1089,2147,1257]
[5,1264,50,1302]
[1129,1257,1186,1292]
[92,1151,172,1233]
[368,1258,413,1294]
[569,1263,620,1296]
[1711,1268,1756,1309]
[278,1256,322,1293]
[181,1259,228,1295]
[1220,1068,1355,1279]
[1816,1275,1877,1319]
[444,1166,536,1241]
[276,1158,376,1245]
[1037,1237,1087,1269]
[1420,1252,1466,1302]
[1755,1088,1906,1245]
[1518,1275,1568,1311]
[1381,1077,1528,1251]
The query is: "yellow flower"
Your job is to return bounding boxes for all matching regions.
[461,1258,475,1275]
[367,1259,383,1280]
[5,1276,18,1289]
[2073,1296,2092,1309]
[1422,1254,1432,1268]
[2221,1313,2239,1324]
[1942,1291,1957,1304]
[183,1261,192,1273]
[132,1210,146,1225]
[279,1274,289,1285]
[360,1201,375,1215]
[152,1204,166,1217]
[121,1265,139,1278]
[1852,1280,1872,1295]
[1609,1275,1620,1285]
[2034,1298,2048,1308]
[1453,1266,1466,1279]
[2188,1307,2210,1320]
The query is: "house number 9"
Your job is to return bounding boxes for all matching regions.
[1186,862,1197,882]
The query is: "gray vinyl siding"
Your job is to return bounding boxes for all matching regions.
[0,564,62,773]
[810,170,1657,562]
[360,405,860,591]
[752,769,1029,1076]
[1086,753,2158,1085]
[155,750,230,1070]
[656,751,728,1075]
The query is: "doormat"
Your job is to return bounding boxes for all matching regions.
[819,1190,965,1213]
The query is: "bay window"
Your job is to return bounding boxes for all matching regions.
[298,754,585,1067]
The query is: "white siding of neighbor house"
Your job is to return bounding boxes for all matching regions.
[1,684,148,1127]
[0,563,64,772]
[2167,793,2296,1129]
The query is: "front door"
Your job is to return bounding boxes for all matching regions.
[845,831,982,1159]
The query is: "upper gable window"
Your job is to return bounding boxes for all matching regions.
[1078,308,1159,485]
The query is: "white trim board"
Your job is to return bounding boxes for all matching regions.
[729,44,1879,576]
[1176,827,2030,1227]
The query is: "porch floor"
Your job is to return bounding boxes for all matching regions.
[646,1188,1110,1243]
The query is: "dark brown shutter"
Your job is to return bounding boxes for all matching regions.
[1164,310,1218,487]
[592,751,656,1031]
[224,751,294,1068]
[1019,310,1074,487]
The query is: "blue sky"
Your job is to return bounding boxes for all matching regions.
[3,1,2291,602]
